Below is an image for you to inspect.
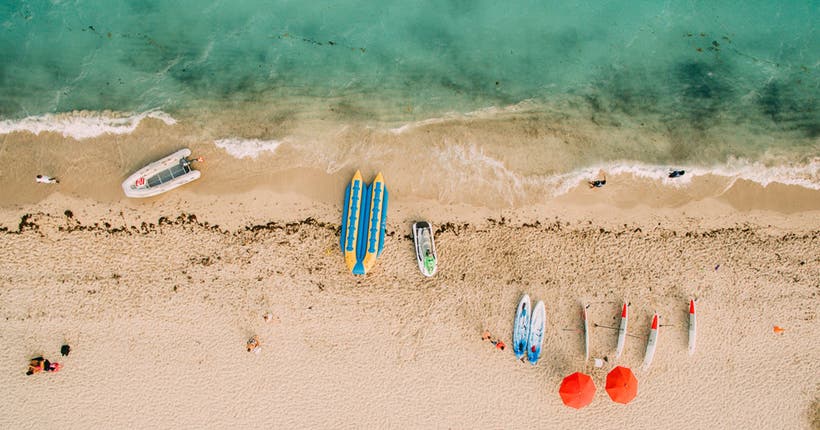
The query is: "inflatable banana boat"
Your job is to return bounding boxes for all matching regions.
[340,170,388,275]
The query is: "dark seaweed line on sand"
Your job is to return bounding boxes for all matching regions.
[2,212,817,243]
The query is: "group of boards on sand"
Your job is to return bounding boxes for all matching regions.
[36,148,704,409]
[119,148,437,277]
[503,295,697,407]
[115,149,690,276]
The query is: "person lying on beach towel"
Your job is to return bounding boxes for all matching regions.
[482,331,506,351]
[26,357,61,375]
[246,335,262,354]
[26,357,44,375]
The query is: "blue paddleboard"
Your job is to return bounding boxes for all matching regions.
[527,300,546,364]
[513,294,531,360]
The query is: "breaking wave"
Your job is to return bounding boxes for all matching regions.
[0,110,176,140]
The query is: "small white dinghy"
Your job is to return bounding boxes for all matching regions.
[413,221,437,277]
[122,148,201,198]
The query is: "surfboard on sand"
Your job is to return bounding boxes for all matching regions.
[513,294,531,360]
[412,221,437,277]
[641,313,659,371]
[688,299,696,356]
[583,304,590,361]
[527,301,546,365]
[615,303,628,359]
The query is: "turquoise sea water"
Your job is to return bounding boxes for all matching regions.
[2,1,816,117]
[0,1,817,192]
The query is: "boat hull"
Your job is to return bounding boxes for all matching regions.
[122,149,200,198]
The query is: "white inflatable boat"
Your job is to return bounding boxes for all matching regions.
[122,148,201,198]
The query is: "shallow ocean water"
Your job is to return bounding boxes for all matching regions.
[0,1,817,199]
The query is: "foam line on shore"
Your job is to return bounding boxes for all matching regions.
[0,110,176,140]
[547,158,820,196]
[213,138,283,159]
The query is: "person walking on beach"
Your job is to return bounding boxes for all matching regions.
[588,173,606,189]
[35,174,59,184]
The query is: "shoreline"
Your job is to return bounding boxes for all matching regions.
[1,106,818,213]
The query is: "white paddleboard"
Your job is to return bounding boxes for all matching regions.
[513,294,531,360]
[527,301,546,365]
[583,304,590,361]
[641,313,659,370]
[688,299,696,356]
[615,303,628,359]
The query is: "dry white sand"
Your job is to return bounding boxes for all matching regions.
[1,191,818,429]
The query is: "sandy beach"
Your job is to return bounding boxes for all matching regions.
[3,1,819,427]
[1,184,818,429]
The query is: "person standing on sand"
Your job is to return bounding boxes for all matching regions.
[35,174,59,184]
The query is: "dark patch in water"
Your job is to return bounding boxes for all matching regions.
[574,67,664,131]
[671,61,733,128]
[677,62,725,99]
[758,81,783,120]
[127,0,158,14]
[328,99,377,121]
[757,80,819,138]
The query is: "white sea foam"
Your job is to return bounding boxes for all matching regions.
[547,158,820,196]
[389,116,455,135]
[426,143,527,205]
[388,100,536,135]
[213,138,282,159]
[397,138,820,204]
[0,110,176,139]
[706,157,820,190]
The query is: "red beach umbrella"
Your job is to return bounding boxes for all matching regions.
[559,372,596,409]
[606,366,638,404]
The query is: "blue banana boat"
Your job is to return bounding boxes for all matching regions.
[340,170,388,275]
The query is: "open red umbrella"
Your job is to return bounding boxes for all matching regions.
[606,366,638,404]
[559,372,596,409]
